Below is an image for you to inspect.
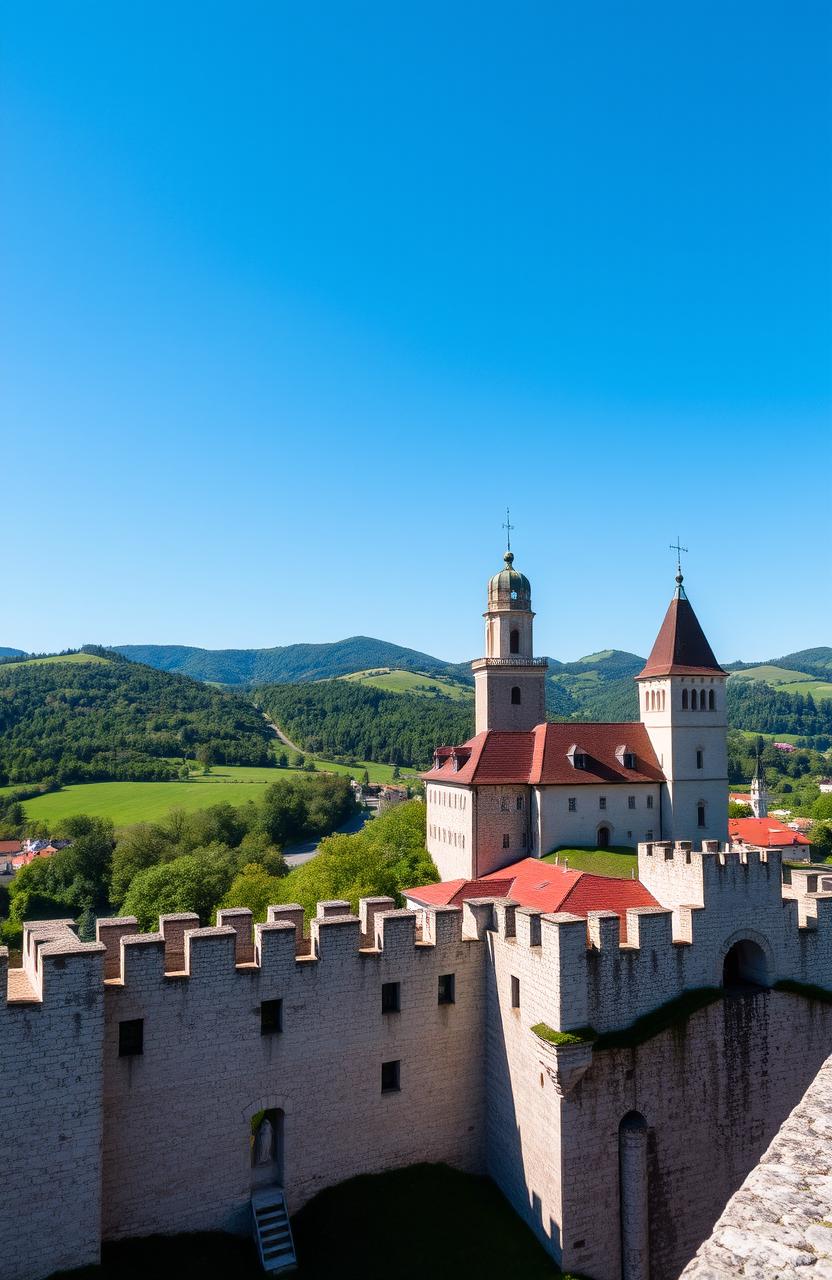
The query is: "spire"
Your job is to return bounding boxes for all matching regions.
[637,578,726,679]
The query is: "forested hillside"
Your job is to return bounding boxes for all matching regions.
[726,680,832,742]
[0,650,274,784]
[256,681,473,768]
[116,636,462,686]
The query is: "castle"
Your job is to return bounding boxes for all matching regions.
[4,556,832,1280]
[425,548,729,881]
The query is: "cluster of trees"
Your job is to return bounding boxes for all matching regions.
[727,680,832,742]
[223,799,435,924]
[257,682,473,768]
[727,731,832,822]
[1,774,355,945]
[0,653,274,784]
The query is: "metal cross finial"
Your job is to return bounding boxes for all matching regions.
[670,536,688,579]
[503,507,515,553]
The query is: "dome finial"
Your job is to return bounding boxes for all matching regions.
[502,506,514,554]
[670,535,688,594]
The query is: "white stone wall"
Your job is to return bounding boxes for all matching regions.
[0,926,106,1280]
[473,663,546,734]
[535,783,661,854]
[641,675,728,843]
[426,782,475,880]
[99,903,485,1242]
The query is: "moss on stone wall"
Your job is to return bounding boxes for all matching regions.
[594,988,723,1052]
[531,1023,597,1046]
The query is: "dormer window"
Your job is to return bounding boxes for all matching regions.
[615,744,637,770]
[567,745,588,770]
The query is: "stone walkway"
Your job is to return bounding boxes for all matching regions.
[682,1054,832,1278]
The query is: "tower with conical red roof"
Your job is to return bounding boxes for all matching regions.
[637,570,728,842]
[471,546,548,733]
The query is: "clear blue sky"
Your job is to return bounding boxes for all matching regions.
[3,2,830,664]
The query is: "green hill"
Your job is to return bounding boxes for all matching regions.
[546,650,644,721]
[339,668,473,701]
[728,664,832,704]
[0,647,24,659]
[115,637,462,687]
[0,650,274,785]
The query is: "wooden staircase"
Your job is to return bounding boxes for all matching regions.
[252,1187,297,1273]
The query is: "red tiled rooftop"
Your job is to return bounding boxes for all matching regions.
[0,840,22,855]
[422,723,663,786]
[406,856,659,934]
[637,587,726,679]
[729,817,810,849]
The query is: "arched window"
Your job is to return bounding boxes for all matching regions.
[511,686,521,705]
[682,688,688,710]
[708,689,715,710]
[509,628,520,654]
[644,692,650,712]
[691,689,698,710]
[661,689,665,710]
[697,802,706,828]
[650,691,656,710]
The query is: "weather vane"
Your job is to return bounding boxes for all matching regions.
[503,507,515,553]
[670,536,688,578]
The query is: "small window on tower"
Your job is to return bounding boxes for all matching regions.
[647,795,654,810]
[696,750,703,770]
[697,803,706,828]
[682,689,689,710]
[599,796,607,810]
[511,686,522,705]
[568,797,576,812]
[628,795,636,810]
[510,629,520,654]
[708,689,715,710]
[502,834,510,849]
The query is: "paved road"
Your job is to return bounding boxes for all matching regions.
[284,810,369,867]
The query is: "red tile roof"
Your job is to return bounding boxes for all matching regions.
[729,817,811,849]
[0,840,22,855]
[422,723,664,786]
[637,587,726,679]
[406,856,659,933]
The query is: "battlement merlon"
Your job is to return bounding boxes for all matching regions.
[4,920,105,1008]
[638,840,783,911]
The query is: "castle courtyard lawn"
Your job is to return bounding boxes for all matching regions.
[543,845,638,878]
[49,1164,576,1280]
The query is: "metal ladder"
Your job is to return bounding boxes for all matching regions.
[251,1187,297,1273]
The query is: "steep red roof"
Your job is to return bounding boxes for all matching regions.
[406,856,659,934]
[422,723,663,786]
[0,840,22,855]
[729,817,811,849]
[637,584,726,679]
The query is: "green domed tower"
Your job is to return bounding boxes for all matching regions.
[472,546,548,733]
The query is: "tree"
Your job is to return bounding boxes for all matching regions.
[392,764,401,780]
[296,754,305,769]
[811,822,832,862]
[197,744,215,775]
[277,752,288,769]
[120,848,236,931]
[728,802,753,819]
[265,800,435,922]
[361,769,370,786]
[813,795,832,822]
[223,863,288,922]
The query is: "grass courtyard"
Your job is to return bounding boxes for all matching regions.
[543,845,638,878]
[49,1164,575,1280]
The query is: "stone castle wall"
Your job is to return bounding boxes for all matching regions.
[6,845,832,1280]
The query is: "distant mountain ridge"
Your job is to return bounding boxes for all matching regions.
[115,637,462,686]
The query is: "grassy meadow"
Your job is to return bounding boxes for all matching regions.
[0,651,108,668]
[339,667,472,701]
[543,845,638,878]
[8,755,416,828]
[730,664,832,703]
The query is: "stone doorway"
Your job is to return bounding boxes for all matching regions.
[598,825,611,849]
[723,938,769,991]
[250,1108,284,1190]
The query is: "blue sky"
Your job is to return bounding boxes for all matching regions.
[3,2,830,664]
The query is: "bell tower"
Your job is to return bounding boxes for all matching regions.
[637,566,728,843]
[471,537,548,733]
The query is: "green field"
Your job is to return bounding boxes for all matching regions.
[730,665,832,703]
[543,845,638,878]
[339,667,472,701]
[0,651,108,668]
[8,754,414,827]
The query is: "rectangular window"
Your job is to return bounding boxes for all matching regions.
[119,1018,144,1057]
[599,796,607,810]
[260,999,283,1035]
[381,982,401,1014]
[502,833,510,849]
[646,795,654,810]
[628,795,636,810]
[696,750,704,770]
[510,975,520,1009]
[646,829,654,840]
[697,804,706,828]
[381,1060,401,1093]
[568,797,576,812]
[516,796,523,811]
[438,973,455,1005]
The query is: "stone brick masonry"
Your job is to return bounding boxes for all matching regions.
[5,843,832,1280]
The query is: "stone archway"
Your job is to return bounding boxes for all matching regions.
[598,825,611,849]
[720,930,772,991]
[242,1097,291,1190]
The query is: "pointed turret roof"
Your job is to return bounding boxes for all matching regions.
[637,575,726,679]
